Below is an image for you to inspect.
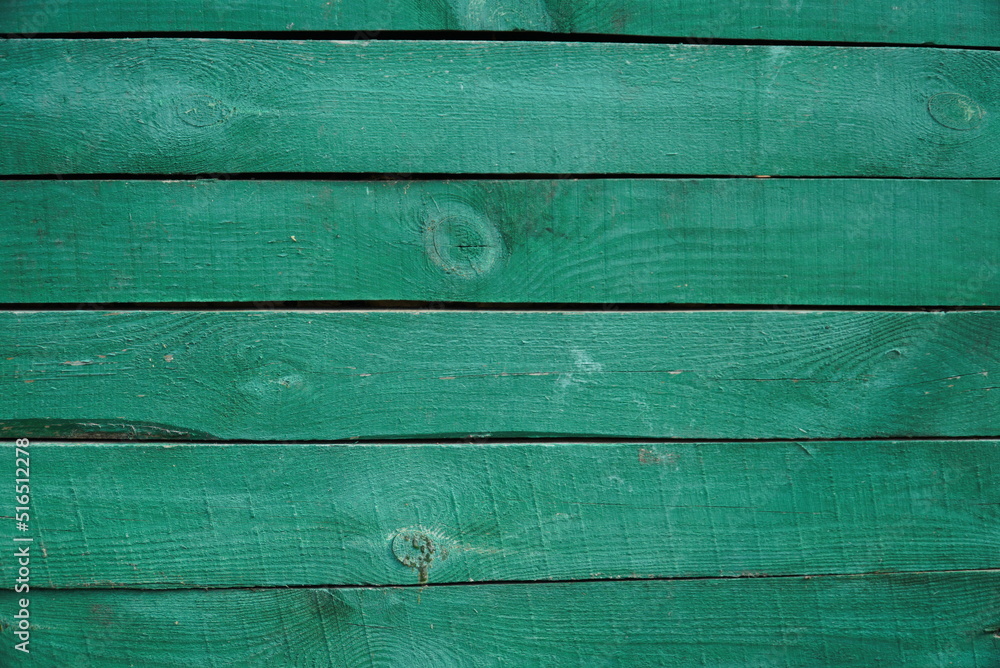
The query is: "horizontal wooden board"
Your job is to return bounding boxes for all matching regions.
[2,310,997,440]
[3,440,996,588]
[3,0,1000,46]
[1,573,997,665]
[5,178,999,306]
[1,40,997,177]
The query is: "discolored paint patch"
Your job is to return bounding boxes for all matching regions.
[392,528,449,584]
[638,447,677,465]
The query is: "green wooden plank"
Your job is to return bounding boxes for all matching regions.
[1,40,997,177]
[2,440,996,588]
[1,574,997,665]
[2,311,997,440]
[3,0,999,47]
[4,178,999,306]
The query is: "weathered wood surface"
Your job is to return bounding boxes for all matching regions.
[5,178,999,306]
[1,573,997,666]
[4,440,996,588]
[3,0,999,47]
[1,40,997,177]
[2,311,997,441]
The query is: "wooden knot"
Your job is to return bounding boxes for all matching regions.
[928,93,985,130]
[176,94,232,127]
[391,529,448,584]
[423,207,503,278]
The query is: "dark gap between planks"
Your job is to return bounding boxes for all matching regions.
[5,301,998,312]
[3,173,1000,182]
[6,30,1000,52]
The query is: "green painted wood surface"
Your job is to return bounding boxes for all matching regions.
[3,0,999,47]
[1,573,997,666]
[3,440,996,588]
[5,178,999,306]
[2,311,997,441]
[2,40,997,177]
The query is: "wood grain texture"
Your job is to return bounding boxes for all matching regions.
[1,573,998,666]
[4,440,997,588]
[2,0,999,47]
[1,40,997,177]
[2,310,997,441]
[5,178,999,306]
